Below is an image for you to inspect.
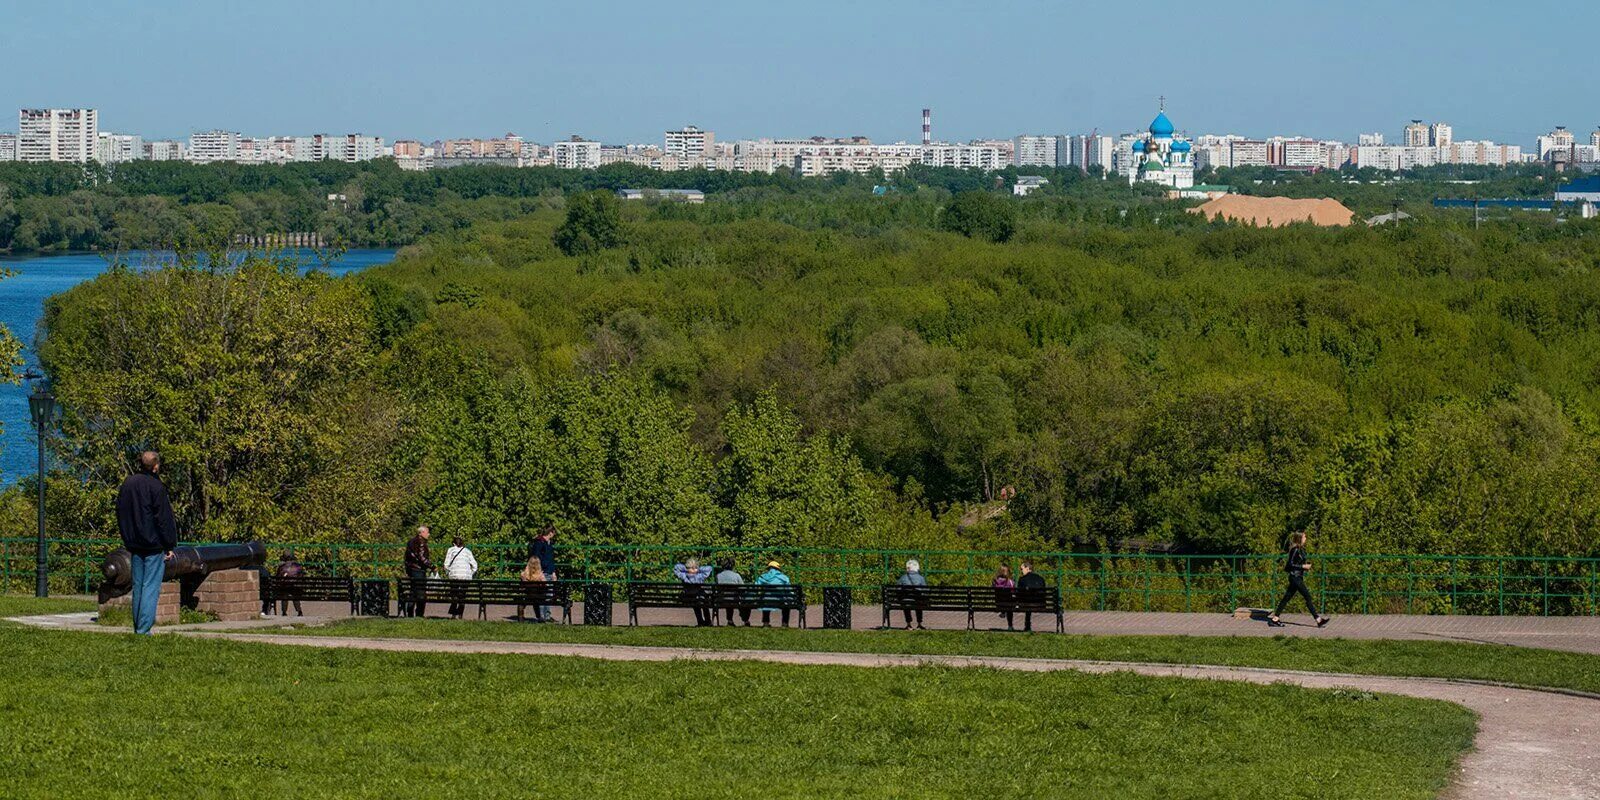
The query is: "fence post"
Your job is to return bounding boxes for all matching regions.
[1497,560,1505,616]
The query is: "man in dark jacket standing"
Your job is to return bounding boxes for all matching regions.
[402,526,432,617]
[115,451,178,635]
[1016,560,1048,633]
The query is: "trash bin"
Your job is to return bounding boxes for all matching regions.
[823,587,852,629]
[358,579,391,617]
[583,583,613,626]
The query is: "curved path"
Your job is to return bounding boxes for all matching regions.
[180,631,1598,800]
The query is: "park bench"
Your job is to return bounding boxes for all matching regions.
[396,577,574,622]
[881,584,1063,632]
[626,582,807,627]
[260,575,359,615]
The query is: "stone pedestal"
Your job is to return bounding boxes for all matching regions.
[101,582,181,626]
[194,568,262,622]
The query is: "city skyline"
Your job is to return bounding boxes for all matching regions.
[2,0,1595,145]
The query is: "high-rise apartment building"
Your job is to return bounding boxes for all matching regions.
[1403,120,1429,148]
[144,140,184,161]
[95,132,143,163]
[0,133,15,161]
[1012,135,1058,167]
[664,126,713,162]
[1429,122,1452,148]
[1537,127,1577,160]
[188,130,240,162]
[1269,138,1326,168]
[17,108,99,162]
[1592,128,1600,148]
[552,136,601,170]
[1229,140,1270,167]
[1358,132,1384,146]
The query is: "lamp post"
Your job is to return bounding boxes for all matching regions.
[26,372,56,598]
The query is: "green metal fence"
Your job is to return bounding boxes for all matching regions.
[4,537,1597,616]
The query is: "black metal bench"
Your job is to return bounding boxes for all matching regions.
[261,575,359,615]
[627,582,806,627]
[396,577,574,622]
[881,584,1063,632]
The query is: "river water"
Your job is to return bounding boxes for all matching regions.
[0,248,397,485]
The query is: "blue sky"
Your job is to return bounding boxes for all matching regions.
[1,0,1593,147]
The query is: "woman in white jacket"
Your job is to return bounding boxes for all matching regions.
[443,536,478,619]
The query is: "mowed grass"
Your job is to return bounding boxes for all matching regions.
[280,617,1600,695]
[0,594,96,617]
[0,626,1471,800]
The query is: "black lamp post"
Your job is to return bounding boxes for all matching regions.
[25,371,56,598]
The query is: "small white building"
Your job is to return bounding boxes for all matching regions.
[1013,175,1049,196]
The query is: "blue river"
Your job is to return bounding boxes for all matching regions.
[0,248,397,485]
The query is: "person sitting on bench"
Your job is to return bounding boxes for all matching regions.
[713,559,750,626]
[1016,560,1047,632]
[674,558,715,627]
[755,561,792,627]
[897,560,928,630]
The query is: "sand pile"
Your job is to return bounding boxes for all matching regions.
[1190,195,1354,227]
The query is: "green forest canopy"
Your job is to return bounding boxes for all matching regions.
[19,191,1600,561]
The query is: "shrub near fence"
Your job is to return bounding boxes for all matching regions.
[2,537,1596,616]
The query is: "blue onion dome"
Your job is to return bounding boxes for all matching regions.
[1149,112,1175,137]
[1132,139,1147,152]
[1171,140,1192,152]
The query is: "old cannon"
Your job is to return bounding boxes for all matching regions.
[96,541,267,604]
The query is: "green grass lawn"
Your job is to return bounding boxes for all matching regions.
[0,625,1471,800]
[0,594,95,617]
[270,617,1600,695]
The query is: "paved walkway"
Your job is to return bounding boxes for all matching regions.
[261,600,1600,654]
[9,611,1600,798]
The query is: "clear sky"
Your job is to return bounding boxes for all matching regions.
[1,0,1593,147]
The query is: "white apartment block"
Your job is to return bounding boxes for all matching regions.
[188,130,240,163]
[1358,132,1385,146]
[0,134,15,161]
[18,108,98,162]
[1353,145,1437,171]
[95,132,143,163]
[664,126,714,162]
[1593,128,1600,148]
[552,136,601,170]
[1538,127,1577,160]
[144,139,184,161]
[1438,141,1521,166]
[1013,135,1058,167]
[1429,122,1452,148]
[1229,140,1269,167]
[922,143,1008,170]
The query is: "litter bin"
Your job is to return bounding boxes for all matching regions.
[358,579,391,617]
[823,587,852,630]
[583,583,613,626]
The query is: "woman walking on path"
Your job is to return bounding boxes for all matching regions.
[1269,531,1330,628]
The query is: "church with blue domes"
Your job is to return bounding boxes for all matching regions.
[1121,99,1195,189]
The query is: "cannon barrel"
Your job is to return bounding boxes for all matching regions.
[97,541,268,603]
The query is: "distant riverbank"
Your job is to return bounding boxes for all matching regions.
[0,248,397,486]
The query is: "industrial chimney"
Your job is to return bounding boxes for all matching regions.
[922,108,931,146]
